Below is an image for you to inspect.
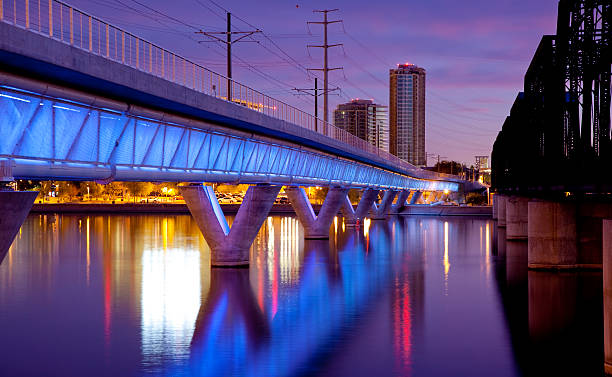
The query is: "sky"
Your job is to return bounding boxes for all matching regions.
[68,0,560,165]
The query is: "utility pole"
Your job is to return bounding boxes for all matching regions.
[196,13,260,101]
[293,78,319,119]
[293,77,340,132]
[307,9,342,124]
[427,153,447,173]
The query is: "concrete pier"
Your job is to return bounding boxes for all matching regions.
[506,196,529,240]
[370,190,397,219]
[180,184,280,267]
[341,188,379,226]
[498,195,507,227]
[0,190,38,264]
[389,190,410,215]
[409,190,423,205]
[285,186,348,239]
[576,203,612,268]
[604,220,612,375]
[528,200,577,270]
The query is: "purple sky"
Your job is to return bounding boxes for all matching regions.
[69,0,560,165]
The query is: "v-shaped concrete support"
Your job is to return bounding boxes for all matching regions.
[0,190,38,265]
[341,188,380,226]
[389,190,410,214]
[371,190,398,219]
[409,190,423,204]
[180,184,281,266]
[285,186,349,239]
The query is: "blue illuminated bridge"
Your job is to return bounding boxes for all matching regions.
[0,0,468,266]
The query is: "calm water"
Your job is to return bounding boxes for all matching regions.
[0,214,604,377]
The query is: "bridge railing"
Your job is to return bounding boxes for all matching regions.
[0,0,454,182]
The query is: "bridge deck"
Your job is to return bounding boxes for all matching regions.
[0,0,460,190]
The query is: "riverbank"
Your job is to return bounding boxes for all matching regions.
[30,203,303,214]
[31,203,492,216]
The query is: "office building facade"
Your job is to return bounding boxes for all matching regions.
[389,64,426,165]
[334,99,389,153]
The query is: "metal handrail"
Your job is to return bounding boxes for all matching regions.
[0,0,456,182]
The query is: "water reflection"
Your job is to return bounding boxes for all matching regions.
[494,234,604,376]
[0,214,604,376]
[141,245,201,367]
[190,268,268,377]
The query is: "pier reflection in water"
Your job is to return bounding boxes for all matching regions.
[0,214,604,376]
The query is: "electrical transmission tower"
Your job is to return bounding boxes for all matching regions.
[196,13,260,101]
[307,9,343,124]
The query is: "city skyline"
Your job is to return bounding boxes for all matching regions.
[65,0,559,164]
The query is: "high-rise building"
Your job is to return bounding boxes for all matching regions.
[389,63,426,166]
[474,155,490,171]
[333,99,389,152]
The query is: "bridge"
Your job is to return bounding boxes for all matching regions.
[490,0,612,373]
[491,0,610,267]
[0,0,465,266]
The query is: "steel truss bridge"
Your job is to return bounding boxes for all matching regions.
[492,0,611,194]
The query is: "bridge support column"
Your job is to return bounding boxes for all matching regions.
[0,190,38,264]
[604,220,612,375]
[371,190,398,219]
[506,196,529,240]
[180,184,280,267]
[389,190,410,214]
[498,195,508,227]
[431,191,445,204]
[409,190,423,204]
[341,188,379,226]
[576,203,612,268]
[528,200,577,270]
[492,194,498,220]
[285,186,348,239]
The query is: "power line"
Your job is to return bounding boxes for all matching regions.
[125,0,199,30]
[202,1,358,114]
[191,0,226,21]
[200,0,364,114]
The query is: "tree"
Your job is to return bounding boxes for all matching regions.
[124,182,154,202]
[79,182,103,200]
[102,182,125,200]
[466,192,487,205]
[348,189,362,205]
[58,182,79,202]
[433,160,464,175]
[215,184,249,194]
[312,187,329,205]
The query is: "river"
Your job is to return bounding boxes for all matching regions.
[0,214,603,376]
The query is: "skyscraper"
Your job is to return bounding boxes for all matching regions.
[389,64,426,166]
[333,99,389,152]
